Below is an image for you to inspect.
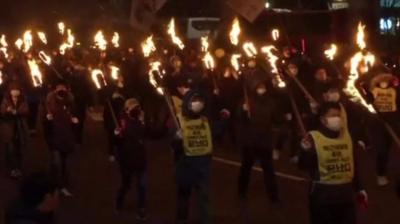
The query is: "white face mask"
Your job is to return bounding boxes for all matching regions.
[327,92,340,102]
[191,101,204,113]
[380,82,389,89]
[256,87,267,95]
[325,116,342,132]
[10,89,20,97]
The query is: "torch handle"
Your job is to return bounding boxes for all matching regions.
[243,84,251,118]
[107,99,119,129]
[288,90,307,137]
[290,76,317,104]
[50,65,64,80]
[162,88,181,129]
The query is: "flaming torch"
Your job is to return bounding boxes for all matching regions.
[148,60,180,128]
[58,22,66,35]
[23,30,33,53]
[271,29,280,41]
[261,45,286,88]
[242,42,258,58]
[167,18,185,50]
[112,32,120,48]
[324,44,337,61]
[37,32,47,45]
[15,39,23,50]
[230,18,241,46]
[59,29,75,55]
[91,69,107,89]
[231,54,242,72]
[94,30,107,51]
[0,35,8,59]
[27,59,43,87]
[109,65,120,80]
[38,51,52,65]
[344,22,376,113]
[141,35,156,58]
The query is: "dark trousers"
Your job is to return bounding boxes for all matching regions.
[27,101,39,131]
[175,156,211,224]
[238,147,278,201]
[106,131,116,156]
[309,198,356,224]
[371,121,393,176]
[5,142,23,171]
[116,167,146,210]
[50,151,69,188]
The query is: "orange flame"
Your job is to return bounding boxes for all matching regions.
[94,30,107,51]
[324,44,337,61]
[27,59,43,87]
[23,30,33,53]
[231,54,242,71]
[230,18,241,46]
[167,18,185,50]
[112,32,120,48]
[148,61,164,95]
[261,45,286,88]
[37,32,47,45]
[91,69,107,89]
[271,29,280,41]
[38,51,52,65]
[141,35,156,58]
[242,42,257,58]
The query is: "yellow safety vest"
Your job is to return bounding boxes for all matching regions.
[310,130,354,185]
[178,114,212,157]
[372,87,397,112]
[172,96,183,114]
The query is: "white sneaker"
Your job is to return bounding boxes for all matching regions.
[272,150,280,161]
[377,176,390,187]
[109,156,116,162]
[61,188,73,197]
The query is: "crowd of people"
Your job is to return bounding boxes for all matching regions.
[0,34,400,224]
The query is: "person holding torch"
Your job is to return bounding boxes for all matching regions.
[300,102,367,224]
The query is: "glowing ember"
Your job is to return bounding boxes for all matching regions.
[37,32,47,45]
[58,22,65,35]
[38,51,52,65]
[91,69,107,89]
[94,30,107,51]
[112,32,120,48]
[27,59,43,87]
[324,44,337,61]
[167,18,185,50]
[231,54,242,71]
[261,45,286,88]
[23,30,33,53]
[271,29,280,41]
[230,18,241,46]
[242,42,257,58]
[15,39,23,50]
[109,65,120,80]
[141,35,156,58]
[0,70,3,84]
[148,61,164,95]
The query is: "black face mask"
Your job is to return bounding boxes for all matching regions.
[57,90,67,98]
[129,107,141,118]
